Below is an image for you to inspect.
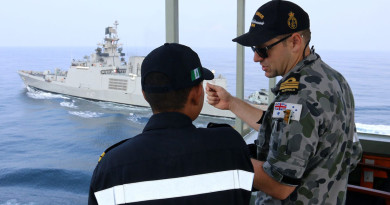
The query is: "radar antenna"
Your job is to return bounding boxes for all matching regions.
[114,20,119,30]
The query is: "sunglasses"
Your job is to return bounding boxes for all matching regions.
[251,34,293,58]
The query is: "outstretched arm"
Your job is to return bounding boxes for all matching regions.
[206,83,263,131]
[251,159,296,200]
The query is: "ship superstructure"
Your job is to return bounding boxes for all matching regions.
[18,21,234,118]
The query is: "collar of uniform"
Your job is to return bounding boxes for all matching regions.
[143,112,195,132]
[271,52,319,95]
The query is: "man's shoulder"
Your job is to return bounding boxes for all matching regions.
[95,134,145,165]
[206,122,233,129]
[197,123,246,146]
[281,59,344,99]
[301,57,347,85]
[203,122,241,137]
[298,57,353,104]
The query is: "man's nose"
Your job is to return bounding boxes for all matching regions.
[253,52,264,62]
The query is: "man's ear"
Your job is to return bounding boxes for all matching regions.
[291,33,303,52]
[142,90,148,102]
[290,33,305,53]
[189,83,202,106]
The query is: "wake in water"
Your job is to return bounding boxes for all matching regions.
[60,100,78,109]
[356,123,390,136]
[127,112,151,124]
[26,87,69,100]
[25,88,149,120]
[68,111,104,118]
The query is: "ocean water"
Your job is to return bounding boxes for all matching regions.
[0,47,389,204]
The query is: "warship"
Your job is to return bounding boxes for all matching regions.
[18,21,234,118]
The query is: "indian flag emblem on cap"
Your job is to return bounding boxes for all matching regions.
[191,68,201,81]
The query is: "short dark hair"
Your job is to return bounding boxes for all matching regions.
[143,72,193,112]
[299,29,311,45]
[280,29,311,46]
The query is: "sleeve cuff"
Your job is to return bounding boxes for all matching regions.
[262,160,302,186]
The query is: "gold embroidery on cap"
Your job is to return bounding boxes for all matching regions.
[256,12,264,19]
[287,12,298,29]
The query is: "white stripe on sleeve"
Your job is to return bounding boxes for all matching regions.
[94,169,254,204]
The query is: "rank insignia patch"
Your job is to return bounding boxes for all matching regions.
[279,73,300,95]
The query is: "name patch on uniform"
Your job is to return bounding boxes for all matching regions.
[280,73,300,95]
[272,102,302,122]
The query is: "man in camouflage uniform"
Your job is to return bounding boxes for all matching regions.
[206,0,363,204]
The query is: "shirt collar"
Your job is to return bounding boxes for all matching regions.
[143,112,195,132]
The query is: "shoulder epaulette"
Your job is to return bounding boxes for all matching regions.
[207,122,232,128]
[98,138,131,163]
[279,73,301,95]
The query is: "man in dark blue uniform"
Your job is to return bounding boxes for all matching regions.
[88,43,254,205]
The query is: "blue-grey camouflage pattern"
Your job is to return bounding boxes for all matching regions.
[255,51,363,205]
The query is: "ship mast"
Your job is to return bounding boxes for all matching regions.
[103,21,120,66]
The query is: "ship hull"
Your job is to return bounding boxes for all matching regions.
[18,70,235,118]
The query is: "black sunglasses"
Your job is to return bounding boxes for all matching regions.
[251,34,293,58]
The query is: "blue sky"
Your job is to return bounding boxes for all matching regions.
[1,0,388,51]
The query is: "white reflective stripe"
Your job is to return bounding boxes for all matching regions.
[95,187,114,205]
[94,169,254,204]
[114,185,125,204]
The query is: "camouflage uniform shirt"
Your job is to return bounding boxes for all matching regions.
[255,51,363,205]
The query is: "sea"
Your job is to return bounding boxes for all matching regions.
[0,46,389,205]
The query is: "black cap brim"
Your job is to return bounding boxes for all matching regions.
[232,30,279,47]
[202,67,214,80]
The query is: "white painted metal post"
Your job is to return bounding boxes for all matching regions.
[268,78,276,104]
[165,0,179,43]
[235,0,245,135]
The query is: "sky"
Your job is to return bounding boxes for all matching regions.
[1,0,389,51]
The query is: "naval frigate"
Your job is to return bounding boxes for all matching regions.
[18,21,234,118]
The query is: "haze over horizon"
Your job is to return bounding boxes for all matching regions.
[1,0,388,52]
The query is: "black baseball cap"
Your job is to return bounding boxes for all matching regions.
[233,0,310,46]
[141,43,214,93]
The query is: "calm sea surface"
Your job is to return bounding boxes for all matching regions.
[0,47,389,205]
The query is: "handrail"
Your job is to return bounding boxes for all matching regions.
[347,184,390,200]
[347,160,390,204]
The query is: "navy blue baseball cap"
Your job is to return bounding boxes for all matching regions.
[233,0,310,46]
[141,43,214,93]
